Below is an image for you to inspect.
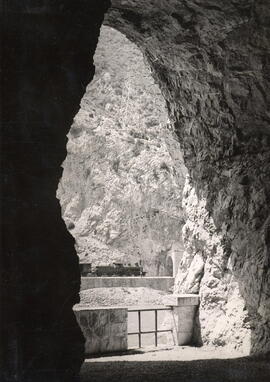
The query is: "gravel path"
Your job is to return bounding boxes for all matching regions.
[78,289,270,381]
[80,347,270,382]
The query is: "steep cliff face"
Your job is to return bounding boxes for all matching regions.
[58,26,187,275]
[105,0,270,354]
[175,177,254,351]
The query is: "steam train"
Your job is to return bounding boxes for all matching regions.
[79,262,146,277]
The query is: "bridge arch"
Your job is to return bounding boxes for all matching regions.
[165,255,174,277]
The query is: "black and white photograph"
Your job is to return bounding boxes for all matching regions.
[1,1,270,381]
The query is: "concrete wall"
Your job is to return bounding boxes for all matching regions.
[80,276,174,292]
[169,295,199,345]
[159,294,200,346]
[74,306,128,356]
[74,294,199,356]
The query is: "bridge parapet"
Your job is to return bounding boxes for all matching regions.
[74,294,199,355]
[163,294,200,345]
[80,276,175,292]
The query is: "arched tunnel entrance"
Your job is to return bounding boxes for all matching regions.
[2,1,270,380]
[165,256,174,277]
[58,25,186,279]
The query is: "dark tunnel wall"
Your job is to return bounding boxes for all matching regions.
[2,1,110,380]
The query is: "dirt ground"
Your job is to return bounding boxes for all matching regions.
[79,290,270,381]
[79,287,168,307]
[80,346,270,382]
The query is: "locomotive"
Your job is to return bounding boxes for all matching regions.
[79,262,146,277]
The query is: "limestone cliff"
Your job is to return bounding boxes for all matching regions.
[58,26,187,275]
[106,0,270,354]
[175,177,254,351]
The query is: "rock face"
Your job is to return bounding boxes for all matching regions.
[105,0,270,354]
[175,177,253,351]
[58,26,186,276]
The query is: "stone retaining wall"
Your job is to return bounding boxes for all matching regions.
[80,276,174,292]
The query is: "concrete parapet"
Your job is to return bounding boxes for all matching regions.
[73,305,128,356]
[163,293,199,306]
[74,294,199,355]
[163,294,199,346]
[81,276,174,292]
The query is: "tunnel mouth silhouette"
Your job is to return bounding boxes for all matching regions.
[165,256,174,277]
[61,0,270,362]
[3,1,270,380]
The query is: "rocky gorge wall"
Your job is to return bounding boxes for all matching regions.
[58,26,187,276]
[105,0,270,354]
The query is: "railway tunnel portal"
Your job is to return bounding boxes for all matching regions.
[3,1,270,379]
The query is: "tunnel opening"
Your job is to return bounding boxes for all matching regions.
[58,25,188,353]
[165,256,174,277]
[3,1,270,380]
[67,0,270,362]
[103,2,270,359]
[58,25,187,281]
